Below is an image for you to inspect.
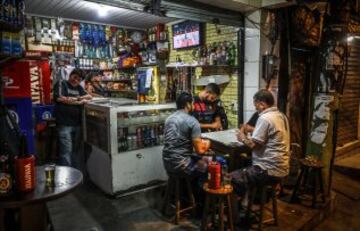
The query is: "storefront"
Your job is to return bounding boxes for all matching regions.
[1,0,359,230]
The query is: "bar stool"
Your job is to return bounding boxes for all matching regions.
[162,173,196,224]
[201,183,234,231]
[245,181,280,231]
[290,157,326,208]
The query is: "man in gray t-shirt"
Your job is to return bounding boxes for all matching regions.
[163,92,211,176]
[231,89,290,198]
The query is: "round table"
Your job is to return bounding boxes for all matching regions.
[0,166,83,231]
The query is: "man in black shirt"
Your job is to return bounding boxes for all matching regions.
[54,69,92,167]
[192,83,222,132]
[240,112,259,135]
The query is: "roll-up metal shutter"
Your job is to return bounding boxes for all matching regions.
[337,39,360,147]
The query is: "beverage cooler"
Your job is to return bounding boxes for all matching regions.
[84,98,176,195]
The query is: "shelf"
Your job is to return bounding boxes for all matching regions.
[101,79,132,83]
[148,40,169,44]
[105,90,136,93]
[166,63,238,68]
[0,20,23,32]
[79,68,115,72]
[0,53,23,67]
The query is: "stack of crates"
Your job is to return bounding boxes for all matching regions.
[3,60,52,157]
[3,61,36,155]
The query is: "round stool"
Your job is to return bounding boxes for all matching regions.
[246,181,280,230]
[290,157,326,208]
[201,183,234,231]
[162,174,196,224]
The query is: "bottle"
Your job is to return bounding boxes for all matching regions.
[221,164,229,187]
[15,135,35,192]
[0,141,14,196]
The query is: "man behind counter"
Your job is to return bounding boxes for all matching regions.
[192,83,223,132]
[162,92,211,176]
[54,69,92,168]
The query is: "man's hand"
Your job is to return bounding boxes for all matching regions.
[236,130,246,142]
[211,119,223,131]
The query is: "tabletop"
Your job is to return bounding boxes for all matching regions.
[201,129,243,147]
[0,166,83,208]
[201,129,251,171]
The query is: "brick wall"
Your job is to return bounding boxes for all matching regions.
[167,22,239,128]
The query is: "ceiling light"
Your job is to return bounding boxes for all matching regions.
[98,5,109,17]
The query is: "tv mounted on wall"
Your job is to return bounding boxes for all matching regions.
[172,21,202,49]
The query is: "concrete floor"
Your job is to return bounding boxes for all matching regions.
[48,154,360,231]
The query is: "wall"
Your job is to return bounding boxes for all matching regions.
[243,11,261,123]
[167,22,239,128]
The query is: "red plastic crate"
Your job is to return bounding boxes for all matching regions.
[2,61,31,98]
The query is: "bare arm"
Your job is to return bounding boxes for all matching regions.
[56,96,89,105]
[237,130,258,149]
[239,123,255,134]
[200,116,222,130]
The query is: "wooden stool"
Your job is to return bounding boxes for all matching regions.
[246,182,279,231]
[201,183,234,231]
[162,174,196,224]
[290,158,326,208]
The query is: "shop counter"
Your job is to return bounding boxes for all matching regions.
[84,98,176,195]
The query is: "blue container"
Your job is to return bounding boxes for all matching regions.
[21,128,36,155]
[5,97,33,130]
[33,104,55,124]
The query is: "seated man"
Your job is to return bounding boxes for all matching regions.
[162,92,211,176]
[231,89,290,202]
[192,83,223,132]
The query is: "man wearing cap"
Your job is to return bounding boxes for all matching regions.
[54,69,92,168]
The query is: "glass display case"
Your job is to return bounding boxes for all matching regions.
[84,98,176,195]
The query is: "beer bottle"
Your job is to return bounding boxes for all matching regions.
[0,141,14,195]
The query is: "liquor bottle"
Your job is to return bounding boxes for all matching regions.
[0,141,14,196]
[15,135,35,192]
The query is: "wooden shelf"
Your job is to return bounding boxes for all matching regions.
[0,20,23,32]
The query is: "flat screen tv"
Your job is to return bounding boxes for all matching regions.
[172,21,202,49]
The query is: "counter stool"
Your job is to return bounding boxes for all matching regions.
[201,183,234,231]
[290,158,325,208]
[245,181,279,231]
[162,173,196,224]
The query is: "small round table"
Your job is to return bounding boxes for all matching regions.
[0,166,83,231]
[201,183,234,231]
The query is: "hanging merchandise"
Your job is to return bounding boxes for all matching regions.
[72,23,80,41]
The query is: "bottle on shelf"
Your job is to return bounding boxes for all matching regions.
[0,141,14,196]
[15,135,35,192]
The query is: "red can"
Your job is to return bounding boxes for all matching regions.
[208,161,221,190]
[15,155,35,192]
